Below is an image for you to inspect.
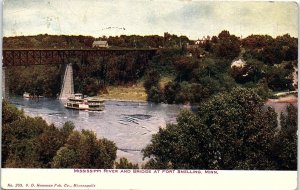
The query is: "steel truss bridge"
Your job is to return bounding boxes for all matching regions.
[2,48,157,66]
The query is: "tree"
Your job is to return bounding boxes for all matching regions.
[242,34,298,65]
[214,30,241,60]
[51,130,117,168]
[143,87,280,169]
[2,100,24,124]
[36,124,67,167]
[174,82,192,104]
[147,86,163,103]
[242,34,273,49]
[115,157,139,169]
[148,48,183,76]
[143,69,160,93]
[144,69,163,103]
[174,56,198,82]
[265,65,294,91]
[163,81,179,104]
[198,87,278,169]
[60,121,75,138]
[8,65,61,97]
[51,147,78,168]
[2,100,62,167]
[271,105,297,170]
[230,59,266,84]
[143,110,215,169]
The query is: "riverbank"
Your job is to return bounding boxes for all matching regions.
[98,83,147,102]
[97,77,173,102]
[267,95,298,104]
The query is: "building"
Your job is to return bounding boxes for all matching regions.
[186,43,199,50]
[231,59,246,68]
[195,39,204,45]
[92,41,109,48]
[185,43,206,58]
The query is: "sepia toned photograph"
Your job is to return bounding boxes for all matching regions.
[1,0,298,186]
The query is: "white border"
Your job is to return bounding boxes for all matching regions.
[1,169,298,190]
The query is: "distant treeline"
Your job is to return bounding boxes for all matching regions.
[4,31,298,102]
[3,33,189,49]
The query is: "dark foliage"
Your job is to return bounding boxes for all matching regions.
[143,88,297,170]
[2,100,118,168]
[271,105,297,170]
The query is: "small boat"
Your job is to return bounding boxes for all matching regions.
[23,92,43,99]
[64,93,105,111]
[23,92,31,98]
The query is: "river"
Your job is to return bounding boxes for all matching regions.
[9,96,185,165]
[8,96,297,165]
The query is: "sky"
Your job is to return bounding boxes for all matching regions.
[3,0,299,40]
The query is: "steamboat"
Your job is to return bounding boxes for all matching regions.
[64,93,105,111]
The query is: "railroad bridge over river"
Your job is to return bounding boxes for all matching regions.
[2,48,157,99]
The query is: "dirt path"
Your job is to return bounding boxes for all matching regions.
[267,95,298,104]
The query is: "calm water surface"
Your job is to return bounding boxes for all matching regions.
[9,96,185,165]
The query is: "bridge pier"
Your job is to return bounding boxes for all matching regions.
[2,67,9,99]
[59,63,74,99]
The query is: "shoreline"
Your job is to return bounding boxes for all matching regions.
[101,95,299,106]
[101,98,147,103]
[267,95,298,104]
[93,94,299,106]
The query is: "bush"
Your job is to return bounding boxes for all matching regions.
[163,82,180,104]
[147,86,163,103]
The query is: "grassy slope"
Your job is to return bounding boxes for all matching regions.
[97,76,173,102]
[98,82,147,101]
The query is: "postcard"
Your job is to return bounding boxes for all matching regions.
[1,0,298,189]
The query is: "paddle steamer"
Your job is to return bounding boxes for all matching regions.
[64,93,104,111]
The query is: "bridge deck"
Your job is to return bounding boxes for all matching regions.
[2,48,157,66]
[3,48,158,51]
